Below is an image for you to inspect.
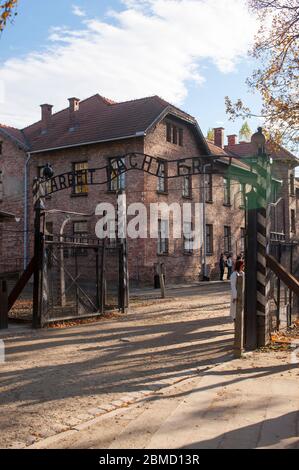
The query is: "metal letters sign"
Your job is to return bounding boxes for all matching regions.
[33,152,218,200]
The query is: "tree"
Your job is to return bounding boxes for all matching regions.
[225,0,299,151]
[206,128,214,141]
[239,122,252,142]
[0,1,18,31]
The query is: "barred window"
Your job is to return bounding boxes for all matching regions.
[224,226,232,253]
[109,157,126,191]
[166,122,184,146]
[158,219,169,255]
[184,221,193,253]
[205,174,213,202]
[223,178,231,205]
[73,161,88,194]
[206,224,213,255]
[182,174,192,198]
[157,160,167,193]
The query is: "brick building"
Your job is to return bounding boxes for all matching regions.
[224,134,299,242]
[0,94,298,285]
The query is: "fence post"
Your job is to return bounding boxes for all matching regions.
[32,199,44,329]
[0,280,8,330]
[159,263,166,299]
[245,188,257,350]
[234,274,244,358]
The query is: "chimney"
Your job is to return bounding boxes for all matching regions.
[227,134,238,147]
[40,104,53,132]
[214,127,224,149]
[68,97,80,131]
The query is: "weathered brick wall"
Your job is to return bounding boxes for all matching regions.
[144,118,246,282]
[272,160,297,240]
[0,135,26,273]
[27,137,146,283]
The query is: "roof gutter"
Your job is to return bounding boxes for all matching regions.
[29,132,146,154]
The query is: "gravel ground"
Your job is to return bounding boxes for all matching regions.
[0,283,232,448]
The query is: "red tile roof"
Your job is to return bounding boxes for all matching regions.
[0,94,202,153]
[225,141,299,165]
[207,140,250,170]
[0,123,29,149]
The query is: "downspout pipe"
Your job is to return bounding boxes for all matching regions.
[24,152,32,270]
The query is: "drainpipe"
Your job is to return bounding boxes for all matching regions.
[23,152,32,270]
[202,163,212,281]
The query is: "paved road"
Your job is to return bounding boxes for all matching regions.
[0,283,232,448]
[31,350,298,449]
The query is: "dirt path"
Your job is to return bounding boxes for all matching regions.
[0,283,232,448]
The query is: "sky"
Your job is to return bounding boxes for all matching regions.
[0,0,263,142]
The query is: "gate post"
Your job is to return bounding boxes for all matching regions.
[234,273,244,358]
[252,128,272,347]
[117,190,129,313]
[245,188,257,350]
[32,199,45,329]
[0,280,8,329]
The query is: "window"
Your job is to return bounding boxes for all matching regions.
[158,219,169,255]
[157,160,167,193]
[184,221,193,253]
[73,220,88,256]
[223,178,231,205]
[179,129,184,147]
[166,122,183,146]
[109,157,126,191]
[205,174,213,202]
[240,227,246,253]
[182,174,192,198]
[166,123,172,143]
[290,173,295,196]
[206,224,213,255]
[291,209,296,233]
[271,183,278,203]
[239,183,245,208]
[73,161,88,194]
[173,126,178,145]
[224,226,231,253]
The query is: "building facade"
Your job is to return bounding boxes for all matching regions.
[0,95,298,285]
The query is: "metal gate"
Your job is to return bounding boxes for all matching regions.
[39,234,121,324]
[269,239,299,331]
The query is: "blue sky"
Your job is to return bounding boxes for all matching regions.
[0,0,262,141]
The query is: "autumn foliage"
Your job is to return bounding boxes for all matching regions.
[0,0,18,31]
[226,0,299,151]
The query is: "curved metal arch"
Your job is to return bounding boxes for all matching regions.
[33,151,257,203]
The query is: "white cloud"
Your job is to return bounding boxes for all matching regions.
[0,0,258,127]
[72,5,86,17]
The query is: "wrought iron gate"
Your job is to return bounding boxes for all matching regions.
[39,234,121,324]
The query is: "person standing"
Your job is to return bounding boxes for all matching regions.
[226,255,233,280]
[219,253,225,281]
[230,259,245,321]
